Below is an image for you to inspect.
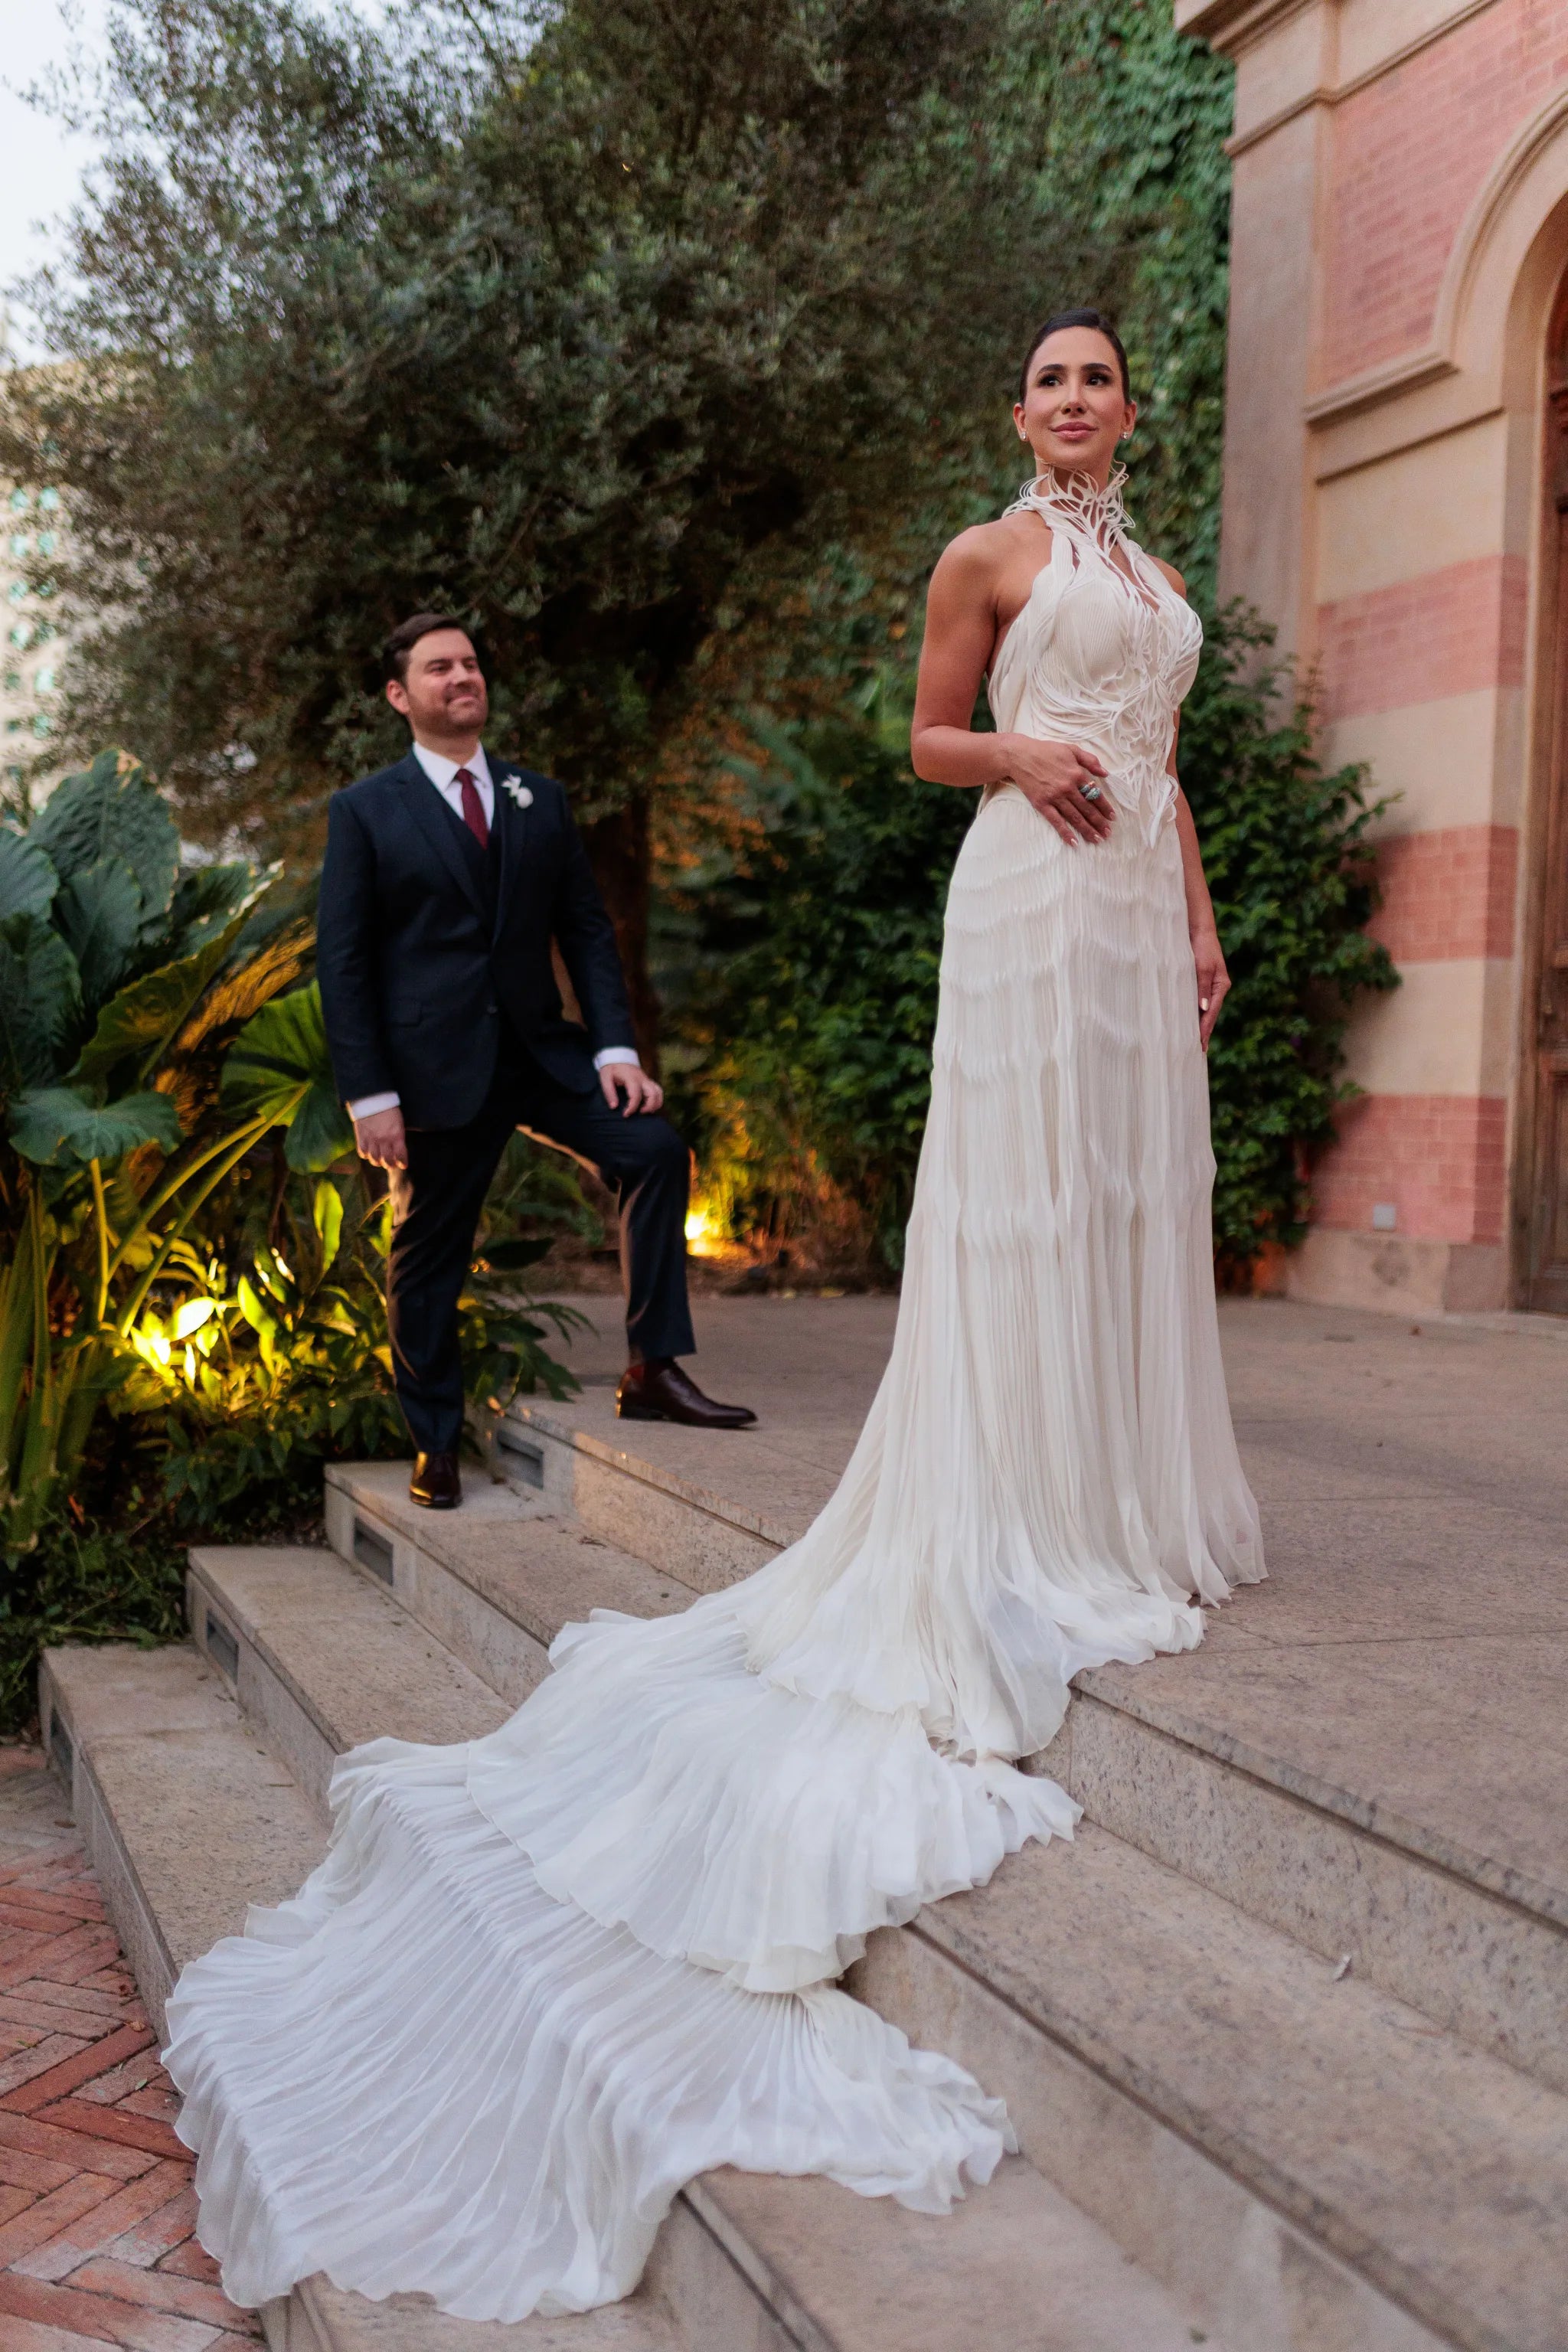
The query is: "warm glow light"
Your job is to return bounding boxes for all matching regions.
[684,1199,722,1256]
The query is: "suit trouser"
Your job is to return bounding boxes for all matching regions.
[384,1049,694,1455]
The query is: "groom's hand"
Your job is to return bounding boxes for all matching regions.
[599,1062,665,1118]
[354,1106,409,1169]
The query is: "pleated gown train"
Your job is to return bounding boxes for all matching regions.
[163,466,1265,2321]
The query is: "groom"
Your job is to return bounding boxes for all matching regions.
[318,612,756,1510]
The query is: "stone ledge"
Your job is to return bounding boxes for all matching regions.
[859,1818,1568,2352]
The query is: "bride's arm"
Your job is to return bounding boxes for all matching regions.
[910,529,1113,846]
[1167,711,1231,1053]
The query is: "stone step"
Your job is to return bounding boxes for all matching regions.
[334,1455,1568,2105]
[322,1460,688,1706]
[52,1563,1223,2352]
[185,1540,514,1812]
[486,1400,788,1592]
[1037,1664,1568,2096]
[191,1527,1568,2352]
[851,1825,1568,2352]
[36,1642,682,2352]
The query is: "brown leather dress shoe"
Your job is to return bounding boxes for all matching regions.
[409,1450,462,1508]
[616,1360,756,1429]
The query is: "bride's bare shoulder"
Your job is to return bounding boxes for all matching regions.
[929,513,1047,594]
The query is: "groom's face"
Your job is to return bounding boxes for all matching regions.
[387,629,488,741]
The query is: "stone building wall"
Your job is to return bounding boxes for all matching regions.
[1179,0,1568,1314]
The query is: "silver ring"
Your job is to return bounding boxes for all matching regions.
[1080,783,1103,803]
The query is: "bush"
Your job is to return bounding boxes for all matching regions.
[0,1512,188,1733]
[668,609,1396,1276]
[665,694,969,1273]
[0,750,313,1554]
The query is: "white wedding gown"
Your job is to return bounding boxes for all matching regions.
[164,469,1264,2321]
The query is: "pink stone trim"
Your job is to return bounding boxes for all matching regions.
[1368,825,1519,963]
[1323,0,1568,381]
[1310,1093,1508,1246]
[1317,556,1528,723]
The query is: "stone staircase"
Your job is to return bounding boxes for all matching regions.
[38,1406,1568,2352]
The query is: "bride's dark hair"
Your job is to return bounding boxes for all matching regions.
[1018,309,1132,403]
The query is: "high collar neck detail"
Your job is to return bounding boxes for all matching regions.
[1005,464,1130,552]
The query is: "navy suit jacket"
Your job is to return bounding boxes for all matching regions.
[316,750,635,1130]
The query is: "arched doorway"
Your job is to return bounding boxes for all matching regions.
[1522,286,1568,1311]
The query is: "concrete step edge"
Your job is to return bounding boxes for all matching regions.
[185,1545,513,1814]
[321,1463,688,1710]
[1074,1666,1568,1933]
[1040,1687,1568,2092]
[488,1406,782,1592]
[852,1826,1568,2352]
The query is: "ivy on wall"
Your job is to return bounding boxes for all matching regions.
[998,0,1236,596]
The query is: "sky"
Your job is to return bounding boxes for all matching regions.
[0,1,109,361]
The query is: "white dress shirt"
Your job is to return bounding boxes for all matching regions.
[345,739,640,1123]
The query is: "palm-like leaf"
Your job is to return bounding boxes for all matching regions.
[54,858,145,1008]
[30,751,179,933]
[73,912,253,1089]
[221,982,353,1171]
[0,828,58,923]
[167,861,266,956]
[173,921,312,1058]
[0,915,83,1095]
[9,1084,184,1169]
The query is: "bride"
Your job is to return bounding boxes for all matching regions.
[164,306,1263,2321]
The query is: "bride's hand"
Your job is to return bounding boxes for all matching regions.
[1192,926,1230,1052]
[1003,736,1115,845]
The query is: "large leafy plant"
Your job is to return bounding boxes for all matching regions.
[122,985,587,1525]
[0,750,311,1553]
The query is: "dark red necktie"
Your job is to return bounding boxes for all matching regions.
[455,766,488,848]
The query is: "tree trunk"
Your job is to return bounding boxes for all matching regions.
[583,792,661,1075]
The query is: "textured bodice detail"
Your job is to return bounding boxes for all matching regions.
[988,467,1202,844]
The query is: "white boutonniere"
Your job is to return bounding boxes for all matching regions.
[500,775,533,811]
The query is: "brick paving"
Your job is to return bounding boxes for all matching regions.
[0,1743,260,2352]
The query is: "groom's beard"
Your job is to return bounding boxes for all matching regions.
[434,688,485,731]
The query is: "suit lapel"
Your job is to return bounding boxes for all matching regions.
[490,762,531,942]
[395,751,487,921]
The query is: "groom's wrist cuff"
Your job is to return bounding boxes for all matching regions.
[348,1090,401,1121]
[593,1047,640,1071]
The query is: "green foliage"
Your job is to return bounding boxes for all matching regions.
[667,691,970,1269]
[220,982,354,1171]
[7,0,1024,858]
[1178,609,1400,1259]
[31,750,181,939]
[9,1086,185,1168]
[0,1512,188,1733]
[125,1165,586,1530]
[0,752,312,1553]
[0,832,57,923]
[998,0,1234,596]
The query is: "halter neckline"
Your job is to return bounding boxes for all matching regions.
[1006,464,1131,551]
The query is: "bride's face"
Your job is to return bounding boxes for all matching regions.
[1013,328,1136,482]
